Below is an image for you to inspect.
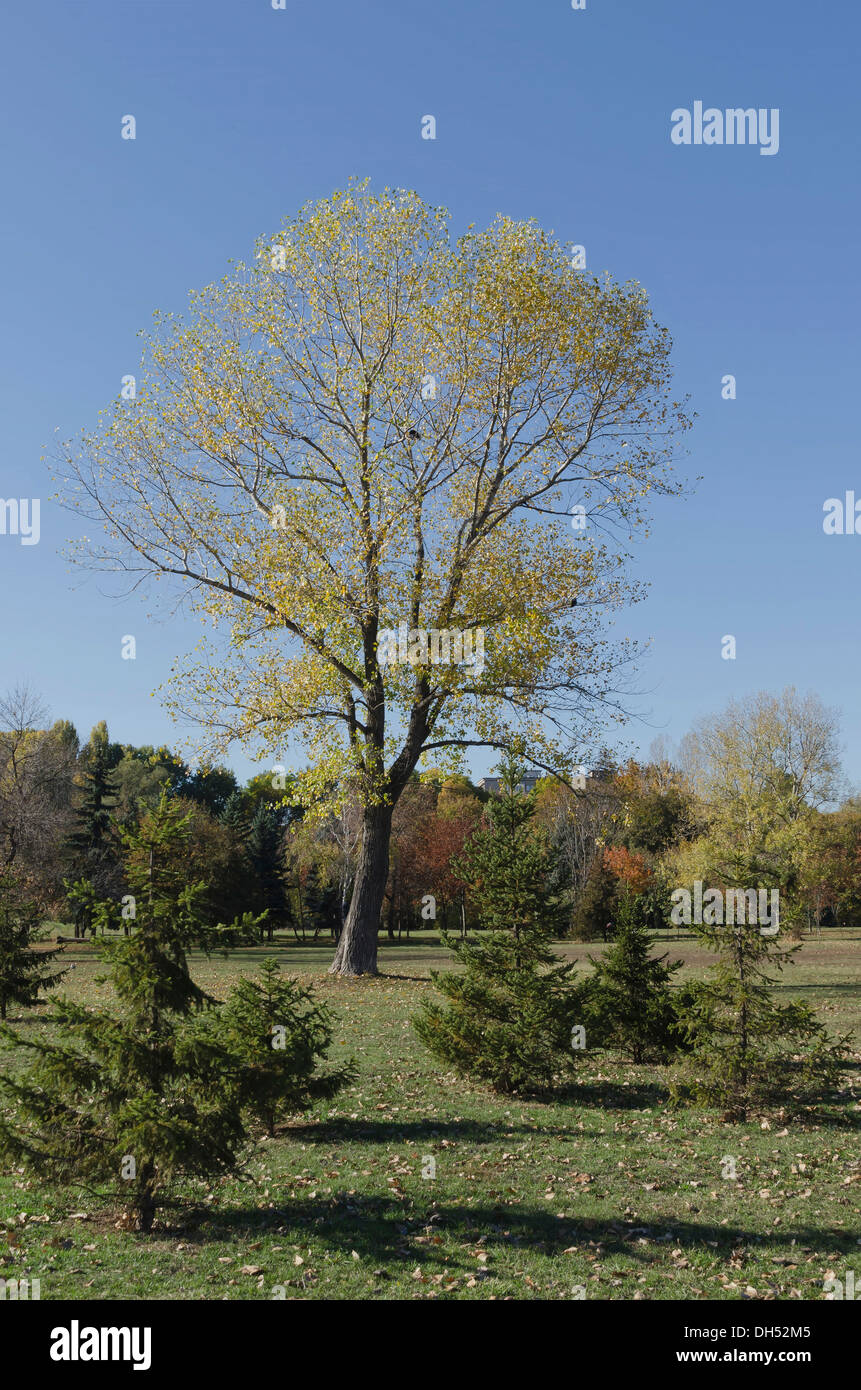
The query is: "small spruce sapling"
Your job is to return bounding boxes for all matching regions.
[0,874,68,1020]
[0,793,262,1232]
[216,957,355,1135]
[413,761,579,1094]
[671,914,850,1121]
[581,890,682,1062]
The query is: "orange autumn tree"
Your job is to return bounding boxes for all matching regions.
[412,804,480,932]
[603,845,652,895]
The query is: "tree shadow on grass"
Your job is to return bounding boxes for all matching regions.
[0,1010,57,1026]
[170,1192,860,1278]
[284,1069,856,1145]
[283,1116,582,1146]
[552,1079,669,1109]
[376,973,433,983]
[770,982,861,992]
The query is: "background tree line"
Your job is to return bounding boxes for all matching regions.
[1,683,858,948]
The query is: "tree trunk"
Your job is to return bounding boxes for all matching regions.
[134,1165,157,1233]
[329,804,392,976]
[295,875,306,943]
[136,1196,155,1233]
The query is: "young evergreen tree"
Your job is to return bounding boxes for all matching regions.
[220,790,250,841]
[303,863,340,942]
[671,917,850,1121]
[248,804,287,943]
[581,890,682,1062]
[214,958,354,1135]
[216,789,254,924]
[0,874,68,1020]
[0,793,262,1232]
[571,851,618,941]
[65,732,121,938]
[413,762,578,1094]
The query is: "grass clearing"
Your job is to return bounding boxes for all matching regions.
[1,931,858,1300]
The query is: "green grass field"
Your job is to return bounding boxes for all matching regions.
[1,931,859,1300]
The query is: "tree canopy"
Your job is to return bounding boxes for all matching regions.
[60,182,690,973]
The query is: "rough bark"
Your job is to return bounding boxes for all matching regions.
[134,1165,157,1233]
[329,804,393,976]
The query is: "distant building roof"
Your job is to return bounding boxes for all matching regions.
[478,767,612,794]
[478,772,542,795]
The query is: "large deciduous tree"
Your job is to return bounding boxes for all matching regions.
[672,688,843,936]
[60,182,689,975]
[0,687,77,908]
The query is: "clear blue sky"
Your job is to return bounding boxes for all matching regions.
[1,0,859,785]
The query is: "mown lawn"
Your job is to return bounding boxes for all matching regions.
[1,931,859,1300]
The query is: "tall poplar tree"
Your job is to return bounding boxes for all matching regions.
[60,182,691,974]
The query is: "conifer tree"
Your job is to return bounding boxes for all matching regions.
[220,790,250,841]
[0,793,262,1232]
[302,863,340,942]
[248,804,287,943]
[671,916,850,1121]
[0,874,68,1020]
[581,890,681,1062]
[214,958,354,1135]
[571,851,618,941]
[65,730,121,938]
[216,789,254,924]
[413,762,578,1094]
